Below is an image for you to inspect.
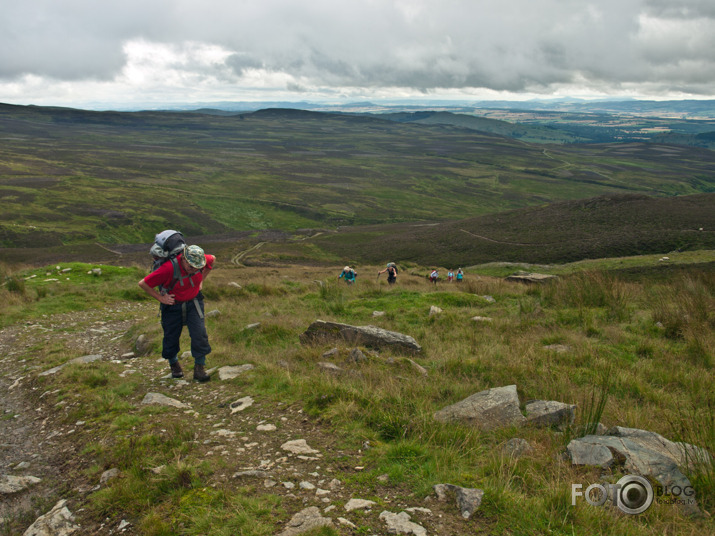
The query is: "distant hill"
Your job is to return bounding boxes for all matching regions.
[314,193,715,265]
[0,103,714,251]
[379,111,585,143]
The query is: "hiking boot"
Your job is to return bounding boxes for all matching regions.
[193,364,210,383]
[170,361,184,378]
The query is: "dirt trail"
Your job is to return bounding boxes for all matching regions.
[0,302,469,535]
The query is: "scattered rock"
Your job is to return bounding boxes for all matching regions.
[300,320,422,354]
[407,359,428,376]
[205,309,221,318]
[379,511,427,536]
[471,316,493,323]
[433,484,484,519]
[228,282,241,288]
[317,362,343,373]
[372,311,385,317]
[277,507,333,536]
[218,364,255,380]
[281,439,319,455]
[99,468,120,485]
[230,396,254,414]
[141,392,189,409]
[321,348,339,358]
[344,498,376,511]
[433,385,526,431]
[0,474,41,494]
[256,424,277,432]
[429,305,442,316]
[134,334,150,355]
[244,323,261,331]
[39,354,103,376]
[22,499,80,536]
[480,295,496,303]
[348,347,367,363]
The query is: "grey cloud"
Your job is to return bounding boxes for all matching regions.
[1,0,714,100]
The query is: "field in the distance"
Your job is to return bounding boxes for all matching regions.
[1,103,714,251]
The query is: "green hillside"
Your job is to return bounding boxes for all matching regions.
[314,193,715,265]
[1,103,714,251]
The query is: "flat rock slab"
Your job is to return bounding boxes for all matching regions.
[218,364,255,380]
[505,273,557,284]
[300,320,421,354]
[39,354,103,376]
[433,385,525,431]
[141,392,189,409]
[281,439,320,455]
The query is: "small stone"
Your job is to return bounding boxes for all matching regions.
[344,498,376,511]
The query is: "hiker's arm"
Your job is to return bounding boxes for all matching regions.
[138,278,175,305]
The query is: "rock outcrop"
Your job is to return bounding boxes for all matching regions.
[300,320,422,353]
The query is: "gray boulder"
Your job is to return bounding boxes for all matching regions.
[567,433,701,514]
[525,400,576,430]
[433,483,484,519]
[433,385,525,431]
[300,320,422,354]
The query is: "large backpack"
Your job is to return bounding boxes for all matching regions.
[149,230,191,294]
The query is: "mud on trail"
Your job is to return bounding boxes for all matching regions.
[0,302,472,535]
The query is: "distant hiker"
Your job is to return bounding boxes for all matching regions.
[378,262,398,284]
[448,270,454,282]
[456,268,464,283]
[429,269,439,284]
[339,266,357,284]
[138,245,215,382]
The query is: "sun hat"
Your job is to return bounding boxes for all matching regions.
[184,245,206,269]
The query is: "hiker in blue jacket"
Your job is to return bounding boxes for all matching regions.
[338,266,357,284]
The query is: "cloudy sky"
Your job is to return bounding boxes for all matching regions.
[1,0,714,109]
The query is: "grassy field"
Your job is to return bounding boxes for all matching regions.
[0,254,713,535]
[1,103,714,250]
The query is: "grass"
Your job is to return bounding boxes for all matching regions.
[1,255,713,535]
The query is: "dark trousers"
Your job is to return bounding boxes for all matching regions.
[160,293,211,365]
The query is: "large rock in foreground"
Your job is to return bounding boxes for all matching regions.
[433,385,526,431]
[300,320,422,354]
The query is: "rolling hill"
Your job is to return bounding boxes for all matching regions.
[0,103,714,264]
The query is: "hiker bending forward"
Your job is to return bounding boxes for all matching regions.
[139,245,215,382]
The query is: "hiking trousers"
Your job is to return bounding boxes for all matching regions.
[160,292,211,366]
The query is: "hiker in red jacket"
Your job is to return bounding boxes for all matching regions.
[138,245,215,382]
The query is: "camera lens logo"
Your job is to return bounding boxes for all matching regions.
[615,475,654,515]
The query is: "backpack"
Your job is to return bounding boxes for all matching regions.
[149,230,191,294]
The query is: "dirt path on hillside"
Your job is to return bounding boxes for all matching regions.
[0,303,471,535]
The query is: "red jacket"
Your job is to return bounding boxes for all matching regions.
[144,253,215,302]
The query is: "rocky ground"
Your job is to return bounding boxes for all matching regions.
[0,303,476,535]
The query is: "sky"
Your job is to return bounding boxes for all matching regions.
[1,0,714,109]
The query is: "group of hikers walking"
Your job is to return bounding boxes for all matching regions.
[338,263,463,285]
